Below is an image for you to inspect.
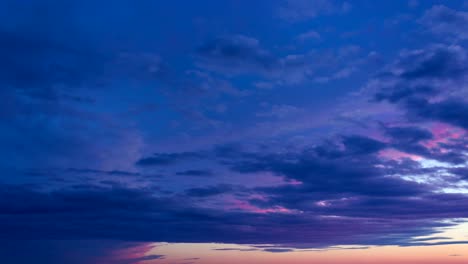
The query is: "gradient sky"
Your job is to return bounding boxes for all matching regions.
[1,0,468,263]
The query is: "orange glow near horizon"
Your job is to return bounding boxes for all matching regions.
[139,243,468,264]
[128,221,468,264]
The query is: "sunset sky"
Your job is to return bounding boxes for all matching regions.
[1,0,468,263]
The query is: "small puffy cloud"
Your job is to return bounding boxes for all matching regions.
[420,5,468,40]
[256,104,304,119]
[278,0,350,22]
[297,30,322,41]
[196,35,276,76]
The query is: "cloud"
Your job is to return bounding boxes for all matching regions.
[195,35,316,84]
[175,170,214,177]
[136,152,205,166]
[0,240,158,264]
[127,254,165,263]
[383,126,433,144]
[297,30,322,41]
[372,45,468,129]
[408,0,419,8]
[0,29,163,103]
[213,248,258,252]
[185,184,234,197]
[214,132,468,222]
[262,248,294,253]
[196,35,366,86]
[420,5,468,40]
[0,182,463,247]
[278,0,350,22]
[195,35,280,77]
[0,11,163,172]
[406,99,468,129]
[378,125,466,165]
[66,168,141,176]
[256,104,304,119]
[448,167,468,180]
[399,46,467,80]
[229,145,427,199]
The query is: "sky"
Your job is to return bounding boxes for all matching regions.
[1,0,468,263]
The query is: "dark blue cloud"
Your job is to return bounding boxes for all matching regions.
[196,35,277,76]
[185,184,234,197]
[277,0,351,22]
[0,240,157,264]
[0,182,462,247]
[373,45,468,130]
[195,34,351,84]
[406,98,468,129]
[66,168,141,176]
[399,46,467,80]
[176,170,213,177]
[384,126,433,144]
[340,135,387,155]
[136,152,205,166]
[374,84,437,103]
[448,167,468,180]
[262,248,294,253]
[213,248,258,252]
[420,5,468,40]
[0,26,162,103]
